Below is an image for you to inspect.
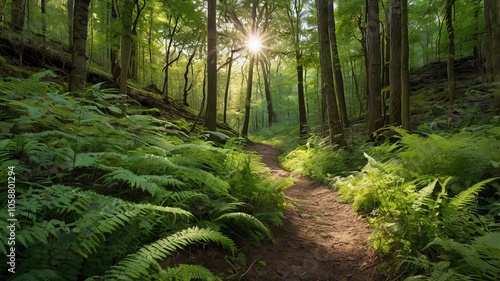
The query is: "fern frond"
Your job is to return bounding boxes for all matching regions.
[10,268,62,281]
[155,264,220,281]
[102,168,166,197]
[215,212,273,240]
[443,178,498,220]
[101,227,235,280]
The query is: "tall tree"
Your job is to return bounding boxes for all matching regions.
[260,59,275,126]
[490,0,500,114]
[389,0,402,125]
[205,0,217,131]
[328,0,348,128]
[241,0,259,137]
[68,0,75,49]
[68,0,92,94]
[484,0,493,83]
[367,0,383,136]
[10,0,25,31]
[285,0,308,136]
[401,0,410,130]
[315,0,345,146]
[445,0,456,106]
[119,0,135,99]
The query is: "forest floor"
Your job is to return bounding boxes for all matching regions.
[237,142,382,281]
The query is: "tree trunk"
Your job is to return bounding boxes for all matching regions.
[367,0,383,136]
[260,60,275,127]
[315,0,345,146]
[223,50,235,124]
[484,0,493,83]
[205,0,217,131]
[242,55,255,137]
[401,0,410,130]
[119,0,134,101]
[389,0,402,125]
[490,0,500,114]
[10,0,25,31]
[68,0,91,94]
[183,42,198,106]
[68,0,74,49]
[286,0,308,136]
[445,0,456,106]
[242,0,258,137]
[110,0,121,81]
[328,0,348,128]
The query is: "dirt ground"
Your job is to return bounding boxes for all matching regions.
[240,142,381,281]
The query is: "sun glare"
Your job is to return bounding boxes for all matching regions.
[247,35,263,53]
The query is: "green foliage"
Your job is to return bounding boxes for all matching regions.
[281,135,350,183]
[329,128,500,279]
[0,74,286,280]
[155,264,220,281]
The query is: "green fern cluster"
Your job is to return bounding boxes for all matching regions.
[0,72,286,280]
[330,128,500,279]
[281,135,350,183]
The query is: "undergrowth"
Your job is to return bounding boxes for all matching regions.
[0,71,287,280]
[279,124,500,280]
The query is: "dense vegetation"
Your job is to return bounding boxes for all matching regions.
[0,71,288,280]
[259,61,500,279]
[1,0,499,280]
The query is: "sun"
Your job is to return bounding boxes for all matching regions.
[246,35,263,54]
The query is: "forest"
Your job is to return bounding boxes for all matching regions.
[0,0,499,280]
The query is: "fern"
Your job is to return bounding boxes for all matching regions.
[215,212,273,240]
[100,227,235,280]
[155,264,220,281]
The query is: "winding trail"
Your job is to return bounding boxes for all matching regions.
[242,142,380,281]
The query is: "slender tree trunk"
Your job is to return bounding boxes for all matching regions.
[68,0,91,94]
[68,0,74,49]
[260,60,275,126]
[119,0,134,101]
[401,0,410,130]
[41,0,46,46]
[205,0,217,131]
[389,0,402,125]
[286,0,308,136]
[242,0,258,137]
[328,0,348,127]
[367,0,383,136]
[10,0,25,31]
[490,0,500,114]
[445,0,456,106]
[316,0,345,146]
[484,0,493,83]
[183,42,198,106]
[110,0,120,81]
[242,55,255,137]
[223,50,235,124]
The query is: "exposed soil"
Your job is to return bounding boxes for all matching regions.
[239,142,381,281]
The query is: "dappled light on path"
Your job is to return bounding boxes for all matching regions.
[243,142,381,281]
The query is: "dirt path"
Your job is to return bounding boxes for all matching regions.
[241,142,380,281]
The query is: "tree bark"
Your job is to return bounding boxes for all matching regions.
[119,0,134,100]
[445,0,456,106]
[490,0,500,114]
[68,0,74,49]
[241,0,258,137]
[401,0,410,130]
[260,60,275,126]
[328,0,348,128]
[315,0,345,146]
[68,0,91,94]
[389,0,402,125]
[367,0,383,136]
[286,0,308,137]
[484,0,493,83]
[205,0,217,131]
[223,49,235,124]
[10,0,25,31]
